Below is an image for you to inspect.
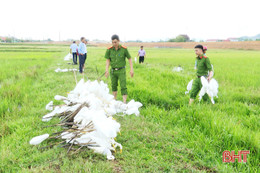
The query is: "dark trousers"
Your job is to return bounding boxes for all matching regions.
[79,53,87,73]
[139,56,144,63]
[72,52,77,64]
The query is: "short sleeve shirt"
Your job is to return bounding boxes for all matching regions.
[138,49,146,56]
[70,43,78,53]
[105,45,131,68]
[196,55,212,76]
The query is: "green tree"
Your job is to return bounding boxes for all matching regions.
[168,35,190,42]
[168,38,176,42]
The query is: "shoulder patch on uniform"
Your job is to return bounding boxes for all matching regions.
[121,45,127,49]
[107,46,113,49]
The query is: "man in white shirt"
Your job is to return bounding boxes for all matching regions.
[70,41,78,64]
[78,37,88,74]
[137,46,146,64]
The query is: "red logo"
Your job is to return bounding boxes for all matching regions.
[223,150,250,163]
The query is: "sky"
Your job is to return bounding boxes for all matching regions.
[1,0,260,41]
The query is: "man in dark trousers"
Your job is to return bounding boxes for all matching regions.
[70,41,78,64]
[78,37,87,74]
[137,46,146,64]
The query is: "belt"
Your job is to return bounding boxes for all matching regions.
[112,66,125,71]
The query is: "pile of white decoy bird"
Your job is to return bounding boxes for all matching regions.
[29,54,143,160]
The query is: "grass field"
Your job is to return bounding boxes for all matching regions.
[0,43,259,172]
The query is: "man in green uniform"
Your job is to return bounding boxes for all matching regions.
[105,34,134,103]
[189,44,213,105]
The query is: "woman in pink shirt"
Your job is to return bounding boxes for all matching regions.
[137,46,146,64]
